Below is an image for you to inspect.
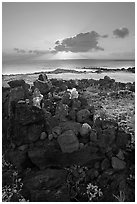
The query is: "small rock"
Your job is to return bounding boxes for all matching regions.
[79,143,84,149]
[18,144,28,151]
[48,134,54,141]
[94,162,100,169]
[90,129,97,142]
[40,132,48,140]
[101,158,110,171]
[116,149,125,160]
[52,126,61,138]
[111,157,126,170]
[80,123,91,137]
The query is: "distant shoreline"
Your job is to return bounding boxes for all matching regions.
[2,66,135,77]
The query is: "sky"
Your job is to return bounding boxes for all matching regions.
[2,2,135,60]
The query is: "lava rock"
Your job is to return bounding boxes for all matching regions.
[8,79,25,88]
[77,109,91,123]
[101,158,110,171]
[116,130,131,148]
[5,149,27,170]
[80,123,91,137]
[40,132,48,140]
[27,124,42,142]
[57,130,79,153]
[14,103,44,125]
[55,102,69,122]
[28,141,104,169]
[59,121,81,135]
[9,87,25,102]
[18,144,28,151]
[33,79,52,95]
[111,157,126,170]
[38,73,48,81]
[23,169,67,191]
[90,129,98,142]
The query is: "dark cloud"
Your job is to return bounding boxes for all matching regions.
[113,27,129,38]
[53,31,108,53]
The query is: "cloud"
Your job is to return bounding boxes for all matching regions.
[14,48,26,54]
[53,31,108,53]
[14,48,50,55]
[113,27,129,38]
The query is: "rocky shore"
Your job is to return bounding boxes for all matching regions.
[2,74,135,202]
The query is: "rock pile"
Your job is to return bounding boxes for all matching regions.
[2,74,135,202]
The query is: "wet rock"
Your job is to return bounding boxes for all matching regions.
[8,79,25,88]
[77,109,91,123]
[57,130,79,153]
[111,157,126,170]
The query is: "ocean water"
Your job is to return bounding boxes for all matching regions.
[2,59,135,75]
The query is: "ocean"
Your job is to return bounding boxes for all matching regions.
[2,59,135,75]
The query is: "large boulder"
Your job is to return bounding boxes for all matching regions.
[57,130,79,153]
